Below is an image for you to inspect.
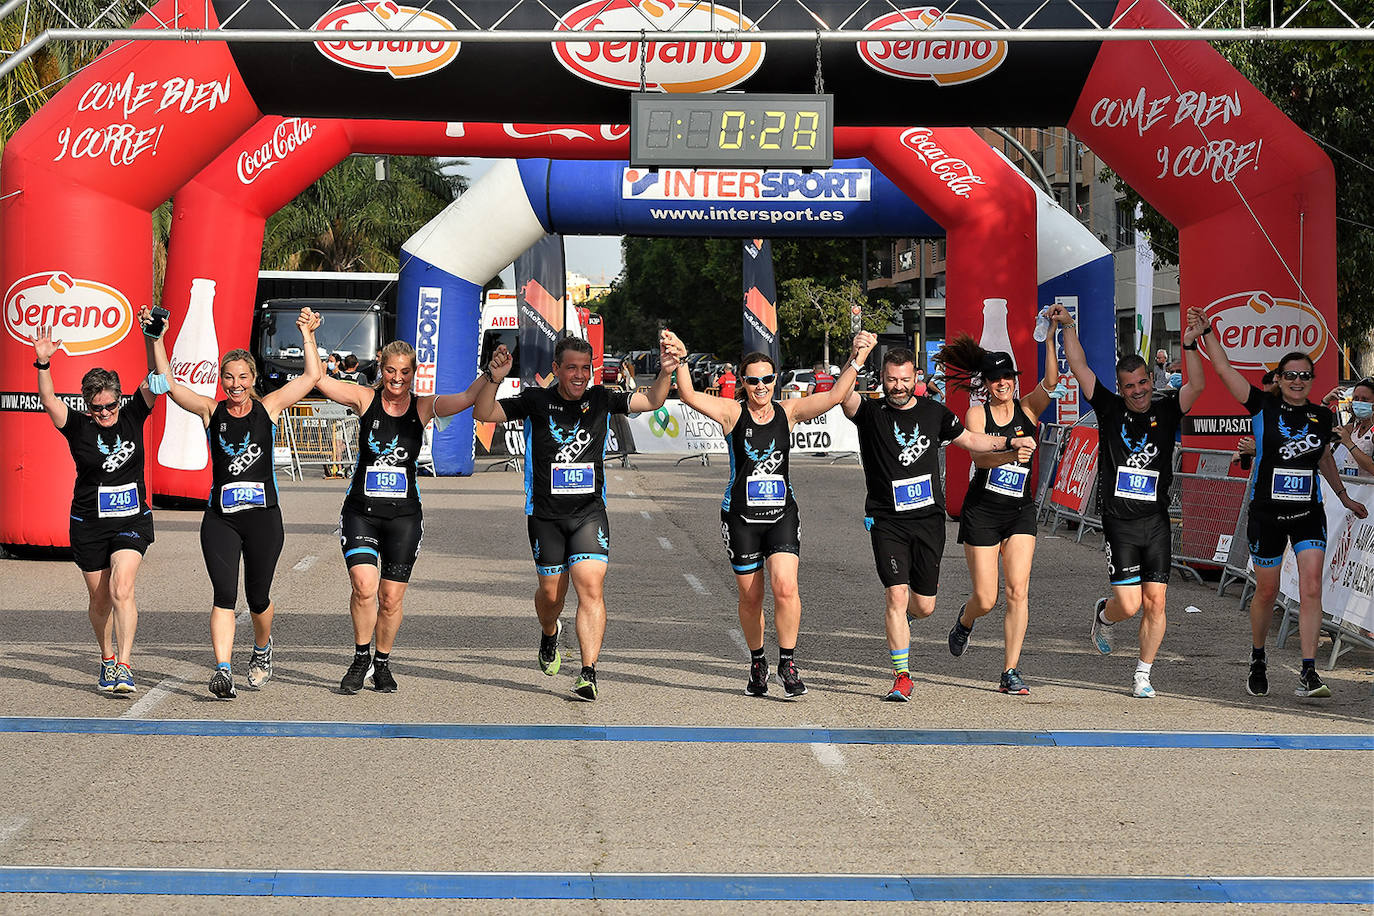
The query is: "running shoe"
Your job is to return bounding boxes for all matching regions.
[1090,597,1114,655]
[97,658,119,693]
[1295,668,1332,698]
[885,671,913,702]
[572,667,597,701]
[1246,658,1268,697]
[208,666,236,699]
[1131,671,1156,698]
[745,657,769,696]
[998,668,1030,695]
[778,659,807,698]
[948,603,973,657]
[538,620,562,676]
[340,653,373,695]
[112,662,136,695]
[246,640,273,689]
[371,660,397,693]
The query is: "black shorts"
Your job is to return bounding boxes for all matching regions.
[1103,513,1172,587]
[720,504,801,575]
[528,508,609,576]
[70,511,155,573]
[1247,505,1326,569]
[867,512,945,595]
[340,509,423,583]
[201,505,285,614]
[957,500,1038,547]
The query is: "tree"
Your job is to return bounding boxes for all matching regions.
[1110,2,1374,356]
[261,156,466,272]
[778,277,894,365]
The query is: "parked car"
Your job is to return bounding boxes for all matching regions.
[601,353,626,386]
[779,369,815,399]
[685,352,717,388]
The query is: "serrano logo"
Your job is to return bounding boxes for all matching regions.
[1201,291,1331,370]
[899,127,985,199]
[415,286,441,396]
[622,167,871,201]
[554,0,764,92]
[237,118,317,185]
[859,8,1007,85]
[4,271,134,355]
[314,1,460,79]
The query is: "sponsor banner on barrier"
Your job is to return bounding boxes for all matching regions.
[1278,478,1374,634]
[1050,426,1097,513]
[624,401,860,455]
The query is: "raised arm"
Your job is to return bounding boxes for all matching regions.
[1192,305,1248,404]
[139,324,159,409]
[1177,306,1208,412]
[32,326,67,429]
[783,332,877,426]
[670,337,740,431]
[262,308,324,421]
[425,344,511,426]
[627,331,681,413]
[1046,303,1095,401]
[472,344,512,424]
[143,306,216,428]
[1320,449,1370,519]
[1019,333,1061,421]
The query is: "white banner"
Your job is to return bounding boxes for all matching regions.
[1278,477,1374,634]
[1133,201,1153,360]
[624,401,861,455]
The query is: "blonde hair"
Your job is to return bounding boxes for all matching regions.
[219,348,262,401]
[373,340,416,390]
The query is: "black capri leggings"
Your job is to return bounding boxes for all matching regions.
[199,505,285,614]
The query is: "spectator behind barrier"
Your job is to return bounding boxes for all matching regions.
[1333,377,1374,478]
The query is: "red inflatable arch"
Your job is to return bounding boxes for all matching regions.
[0,0,1337,546]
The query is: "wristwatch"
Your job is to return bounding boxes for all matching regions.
[482,367,496,383]
[1004,435,1015,451]
[849,359,864,372]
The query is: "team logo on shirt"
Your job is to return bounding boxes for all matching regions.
[1120,427,1159,470]
[97,434,135,473]
[550,419,592,462]
[218,432,263,476]
[367,432,410,467]
[597,527,609,550]
[744,438,783,475]
[1277,414,1323,461]
[1105,538,1115,576]
[893,423,930,466]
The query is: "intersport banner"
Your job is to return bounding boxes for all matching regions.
[742,240,781,365]
[515,234,567,386]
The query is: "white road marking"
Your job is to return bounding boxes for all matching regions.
[809,741,847,772]
[292,555,318,571]
[684,574,709,597]
[726,627,750,658]
[120,677,181,719]
[640,510,651,520]
[626,490,636,497]
[614,475,623,481]
[0,817,27,848]
[657,537,672,550]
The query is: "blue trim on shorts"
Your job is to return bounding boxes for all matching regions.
[345,547,379,560]
[1293,539,1325,554]
[1109,576,1142,586]
[568,553,608,567]
[732,560,764,574]
[1250,553,1282,568]
[536,564,565,577]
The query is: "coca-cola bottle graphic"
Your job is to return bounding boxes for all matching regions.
[975,297,1018,403]
[158,277,219,470]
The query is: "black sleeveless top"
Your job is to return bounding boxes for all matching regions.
[965,399,1035,510]
[344,394,424,519]
[723,402,794,524]
[209,400,278,516]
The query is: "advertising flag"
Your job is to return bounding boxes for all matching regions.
[1133,202,1154,360]
[742,239,780,364]
[516,233,567,386]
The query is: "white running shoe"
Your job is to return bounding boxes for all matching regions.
[1132,671,1156,698]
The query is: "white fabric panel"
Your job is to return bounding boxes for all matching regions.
[991,147,1109,284]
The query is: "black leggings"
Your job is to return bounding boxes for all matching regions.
[200,505,285,614]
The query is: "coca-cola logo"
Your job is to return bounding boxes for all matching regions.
[237,118,317,185]
[899,127,985,199]
[170,358,219,387]
[554,0,764,92]
[3,270,134,355]
[858,8,1006,85]
[1200,291,1331,370]
[314,1,460,79]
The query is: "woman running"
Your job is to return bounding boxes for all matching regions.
[672,331,877,697]
[1198,307,1368,698]
[935,335,1059,695]
[149,306,323,699]
[318,339,504,694]
[36,324,161,694]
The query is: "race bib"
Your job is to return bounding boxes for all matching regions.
[364,466,408,499]
[551,462,595,495]
[986,464,1029,498]
[1114,467,1159,502]
[746,474,787,508]
[97,482,140,518]
[892,475,934,511]
[1270,467,1313,501]
[1341,466,1358,477]
[219,481,266,513]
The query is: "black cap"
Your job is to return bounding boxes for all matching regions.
[980,351,1018,381]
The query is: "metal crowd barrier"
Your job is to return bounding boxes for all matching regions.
[276,401,359,480]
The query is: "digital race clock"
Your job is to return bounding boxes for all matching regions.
[630,93,834,169]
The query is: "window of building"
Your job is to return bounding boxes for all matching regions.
[1115,199,1135,249]
[898,249,914,272]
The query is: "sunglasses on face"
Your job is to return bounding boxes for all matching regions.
[87,401,118,415]
[743,374,776,386]
[1279,370,1314,381]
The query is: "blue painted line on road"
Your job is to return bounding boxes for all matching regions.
[0,868,1369,902]
[0,717,1369,750]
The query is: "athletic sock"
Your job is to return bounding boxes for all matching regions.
[1135,660,1151,676]
[778,647,794,666]
[1098,608,1113,627]
[890,649,909,675]
[1301,658,1316,673]
[103,655,116,662]
[1251,646,1266,662]
[254,642,269,653]
[374,650,390,664]
[217,661,231,671]
[355,643,371,658]
[750,647,766,663]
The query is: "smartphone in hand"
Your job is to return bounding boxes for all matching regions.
[143,306,170,339]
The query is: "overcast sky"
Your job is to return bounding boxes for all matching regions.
[451,158,626,289]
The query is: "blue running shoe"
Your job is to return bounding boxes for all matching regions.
[112,662,136,694]
[97,658,118,693]
[1090,597,1114,655]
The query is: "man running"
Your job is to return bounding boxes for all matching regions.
[475,333,679,700]
[841,348,1036,701]
[1049,304,1206,698]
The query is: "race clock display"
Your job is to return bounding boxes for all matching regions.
[630,93,834,168]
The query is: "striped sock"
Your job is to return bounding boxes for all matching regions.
[890,649,909,675]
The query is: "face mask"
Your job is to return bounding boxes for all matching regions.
[1168,373,1182,389]
[1352,401,1374,419]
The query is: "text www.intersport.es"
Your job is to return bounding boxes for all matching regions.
[648,207,847,223]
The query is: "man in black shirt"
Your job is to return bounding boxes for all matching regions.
[841,348,1035,702]
[476,332,679,700]
[1049,304,1206,698]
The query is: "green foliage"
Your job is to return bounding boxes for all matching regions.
[261,156,465,272]
[1109,2,1374,342]
[778,276,895,365]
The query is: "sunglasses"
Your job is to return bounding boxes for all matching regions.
[743,374,776,386]
[87,401,118,415]
[1279,370,1314,381]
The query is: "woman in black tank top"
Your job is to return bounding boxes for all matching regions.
[671,331,877,699]
[935,333,1059,695]
[150,307,324,699]
[314,336,505,694]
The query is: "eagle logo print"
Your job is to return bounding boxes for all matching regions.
[550,419,592,463]
[1277,414,1322,461]
[744,438,783,475]
[97,434,135,473]
[218,432,263,477]
[1121,425,1158,470]
[368,432,409,467]
[893,423,930,466]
